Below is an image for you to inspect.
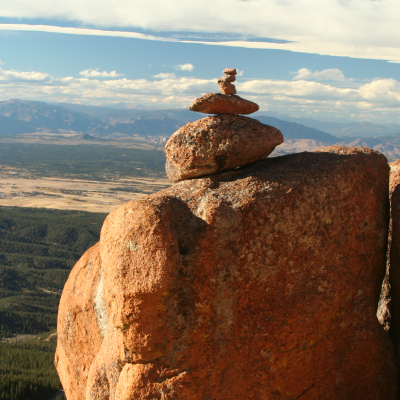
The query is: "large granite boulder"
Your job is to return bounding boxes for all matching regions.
[388,160,400,390]
[378,160,400,330]
[165,115,283,182]
[56,146,397,400]
[55,244,103,400]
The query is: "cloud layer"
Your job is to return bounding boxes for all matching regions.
[292,68,351,82]
[0,65,399,123]
[0,0,399,62]
[79,68,123,78]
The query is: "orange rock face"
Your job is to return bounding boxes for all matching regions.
[189,93,259,115]
[377,160,400,331]
[388,160,400,378]
[55,243,103,400]
[164,115,283,182]
[57,146,398,400]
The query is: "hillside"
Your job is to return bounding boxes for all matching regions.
[0,99,98,133]
[255,115,339,144]
[0,206,106,400]
[0,206,106,337]
[259,111,400,138]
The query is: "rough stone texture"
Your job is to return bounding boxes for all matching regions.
[188,93,259,115]
[388,160,400,389]
[218,74,236,83]
[57,146,398,400]
[377,160,400,331]
[224,68,237,75]
[219,81,236,95]
[164,115,283,182]
[55,243,104,400]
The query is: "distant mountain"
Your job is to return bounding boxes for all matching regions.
[0,99,99,132]
[259,111,400,138]
[54,102,197,124]
[3,99,400,162]
[255,116,339,145]
[334,133,400,162]
[0,115,36,136]
[1,100,339,144]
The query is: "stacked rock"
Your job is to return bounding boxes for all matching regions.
[165,68,284,182]
[218,67,237,95]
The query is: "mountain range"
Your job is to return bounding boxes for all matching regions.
[258,111,400,138]
[1,99,400,161]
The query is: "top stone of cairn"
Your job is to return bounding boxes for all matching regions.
[189,68,259,115]
[224,68,237,75]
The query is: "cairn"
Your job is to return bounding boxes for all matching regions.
[164,68,284,182]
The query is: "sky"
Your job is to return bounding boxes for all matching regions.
[0,1,399,123]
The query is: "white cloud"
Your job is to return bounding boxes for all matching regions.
[0,65,400,122]
[79,68,123,78]
[0,1,400,61]
[175,64,194,71]
[0,21,399,62]
[292,68,351,82]
[0,67,50,82]
[153,73,177,79]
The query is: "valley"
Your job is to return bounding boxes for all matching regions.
[0,176,170,213]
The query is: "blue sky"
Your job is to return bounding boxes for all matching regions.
[0,1,399,123]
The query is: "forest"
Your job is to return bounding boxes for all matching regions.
[0,206,107,400]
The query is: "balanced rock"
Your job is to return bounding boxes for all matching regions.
[224,67,237,75]
[56,146,398,400]
[219,81,236,95]
[164,114,283,182]
[218,74,236,83]
[189,93,259,115]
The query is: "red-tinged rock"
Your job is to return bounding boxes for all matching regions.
[219,81,236,95]
[164,114,283,182]
[377,161,400,331]
[189,93,259,115]
[387,160,400,378]
[56,146,398,400]
[218,74,236,83]
[55,243,104,400]
[224,67,237,75]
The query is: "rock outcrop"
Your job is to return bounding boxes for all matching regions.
[165,115,283,182]
[55,244,103,400]
[388,160,400,387]
[56,146,398,400]
[377,161,400,331]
